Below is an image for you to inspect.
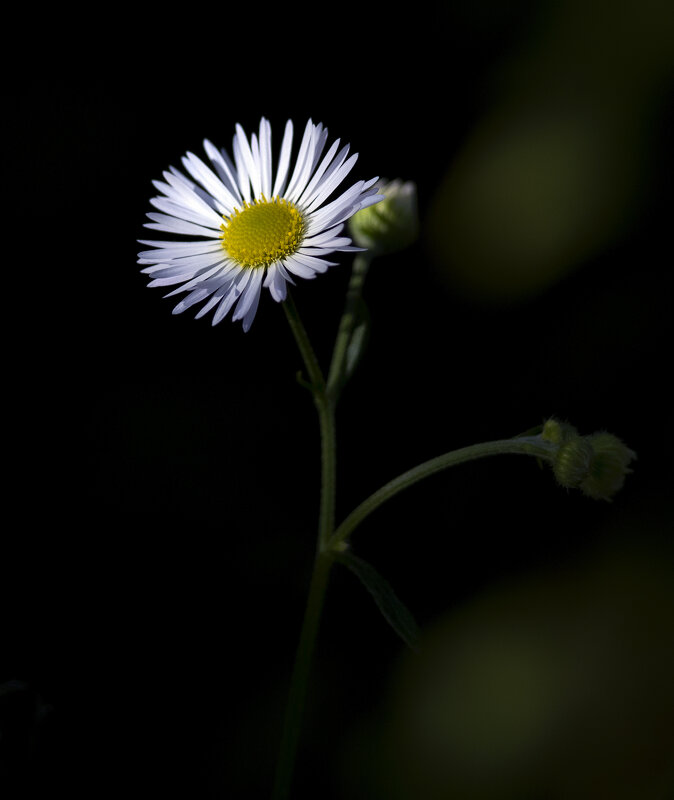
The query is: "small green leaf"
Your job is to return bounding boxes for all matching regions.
[336,550,420,651]
[295,370,314,392]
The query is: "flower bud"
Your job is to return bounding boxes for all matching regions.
[541,418,636,502]
[579,432,637,501]
[541,418,579,446]
[349,179,419,256]
[552,437,595,490]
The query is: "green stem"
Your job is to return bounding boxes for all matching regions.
[329,436,556,550]
[274,293,338,800]
[272,551,334,800]
[326,253,372,403]
[282,290,326,395]
[316,397,337,550]
[282,291,336,550]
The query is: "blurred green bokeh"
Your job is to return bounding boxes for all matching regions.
[426,0,673,302]
[342,537,674,800]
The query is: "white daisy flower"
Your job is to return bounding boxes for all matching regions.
[138,118,383,331]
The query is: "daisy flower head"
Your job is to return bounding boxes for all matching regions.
[138,118,384,331]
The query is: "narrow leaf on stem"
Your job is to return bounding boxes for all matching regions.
[336,550,420,651]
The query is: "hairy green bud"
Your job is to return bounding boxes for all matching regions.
[542,418,636,501]
[553,437,595,490]
[542,418,579,446]
[349,179,419,256]
[580,432,637,501]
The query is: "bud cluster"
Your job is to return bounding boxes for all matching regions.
[541,419,636,501]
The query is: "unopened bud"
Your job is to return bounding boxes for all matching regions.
[553,437,595,490]
[349,179,419,256]
[542,418,578,446]
[541,418,636,501]
[580,432,637,501]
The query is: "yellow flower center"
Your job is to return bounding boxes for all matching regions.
[220,195,305,268]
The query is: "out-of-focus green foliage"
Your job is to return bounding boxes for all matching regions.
[344,539,674,799]
[426,0,674,302]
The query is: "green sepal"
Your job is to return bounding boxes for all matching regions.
[335,549,420,651]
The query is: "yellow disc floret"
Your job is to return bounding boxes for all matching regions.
[220,195,305,268]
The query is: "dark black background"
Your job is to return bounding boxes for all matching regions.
[4,3,673,799]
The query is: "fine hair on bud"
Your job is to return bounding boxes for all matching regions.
[580,432,637,501]
[542,418,636,501]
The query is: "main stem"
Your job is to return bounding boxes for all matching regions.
[273,292,338,800]
[271,550,333,800]
[282,290,336,549]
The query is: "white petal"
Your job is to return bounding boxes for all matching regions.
[301,224,345,246]
[171,270,238,314]
[181,152,239,212]
[203,139,242,205]
[163,262,238,297]
[164,165,224,211]
[301,153,359,214]
[286,123,329,203]
[232,133,252,203]
[305,181,367,229]
[172,287,212,315]
[149,196,223,229]
[142,250,227,278]
[233,267,264,323]
[194,278,237,319]
[295,139,344,208]
[157,170,223,216]
[235,123,262,198]
[276,261,296,286]
[290,252,335,273]
[272,120,294,196]
[259,117,272,198]
[138,238,220,251]
[212,269,254,325]
[251,132,261,191]
[137,241,223,263]
[358,191,386,210]
[165,274,232,314]
[296,247,342,258]
[211,287,239,325]
[144,213,219,238]
[242,291,261,331]
[306,180,380,233]
[149,272,206,289]
[263,263,288,303]
[284,119,315,201]
[299,235,351,251]
[283,255,319,279]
